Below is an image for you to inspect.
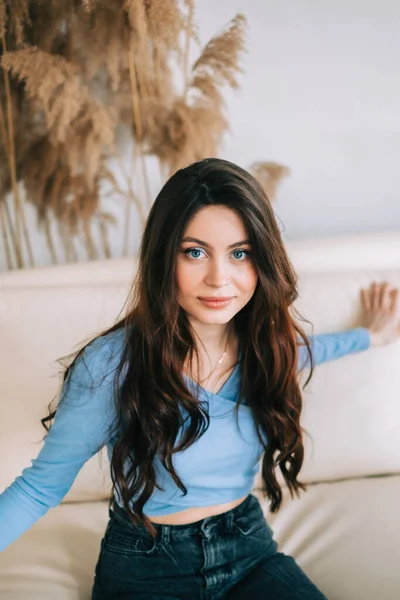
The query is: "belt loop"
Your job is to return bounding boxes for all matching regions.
[160,523,170,545]
[225,508,234,531]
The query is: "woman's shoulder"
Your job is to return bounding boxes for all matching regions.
[87,326,128,358]
[70,325,130,388]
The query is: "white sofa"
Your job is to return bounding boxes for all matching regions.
[0,230,399,600]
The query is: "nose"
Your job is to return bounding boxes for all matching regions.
[204,258,231,287]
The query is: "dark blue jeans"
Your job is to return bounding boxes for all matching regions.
[91,493,328,599]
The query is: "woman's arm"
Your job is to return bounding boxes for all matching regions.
[297,327,371,370]
[297,281,400,370]
[0,335,120,552]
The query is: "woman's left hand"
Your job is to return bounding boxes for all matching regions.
[360,281,400,347]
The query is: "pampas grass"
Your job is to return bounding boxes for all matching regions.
[250,161,290,203]
[0,2,6,40]
[2,47,115,150]
[0,1,288,271]
[141,14,247,175]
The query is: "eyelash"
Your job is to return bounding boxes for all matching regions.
[182,247,251,261]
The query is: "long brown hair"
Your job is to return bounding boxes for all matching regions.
[42,157,314,537]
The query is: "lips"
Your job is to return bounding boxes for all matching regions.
[198,297,233,301]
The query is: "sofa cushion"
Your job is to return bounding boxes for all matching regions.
[291,268,400,483]
[256,473,400,600]
[1,476,399,600]
[0,280,132,503]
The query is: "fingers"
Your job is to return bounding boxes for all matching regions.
[378,282,387,310]
[369,281,377,310]
[389,288,400,313]
[360,288,371,311]
[361,281,399,312]
[381,282,394,312]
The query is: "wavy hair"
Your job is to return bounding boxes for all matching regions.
[42,157,314,538]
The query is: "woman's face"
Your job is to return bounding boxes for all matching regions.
[176,205,258,326]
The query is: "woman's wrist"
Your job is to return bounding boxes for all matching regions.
[366,328,380,347]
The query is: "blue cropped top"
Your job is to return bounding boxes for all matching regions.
[0,326,371,551]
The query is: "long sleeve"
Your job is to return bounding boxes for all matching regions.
[297,326,371,370]
[0,334,121,552]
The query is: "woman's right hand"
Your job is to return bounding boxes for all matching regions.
[360,281,400,347]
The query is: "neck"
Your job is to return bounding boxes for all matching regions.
[184,320,239,383]
[189,320,235,356]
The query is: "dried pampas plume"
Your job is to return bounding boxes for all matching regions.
[1,0,30,46]
[0,1,6,40]
[0,3,286,271]
[142,13,247,175]
[191,13,246,92]
[1,46,116,201]
[249,161,290,203]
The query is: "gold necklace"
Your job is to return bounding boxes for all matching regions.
[198,328,231,386]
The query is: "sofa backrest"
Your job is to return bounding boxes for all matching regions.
[1,232,399,503]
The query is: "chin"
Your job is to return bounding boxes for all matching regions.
[193,310,235,324]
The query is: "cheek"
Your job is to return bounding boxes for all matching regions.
[240,266,258,293]
[176,261,199,294]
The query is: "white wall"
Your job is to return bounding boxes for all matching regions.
[204,0,399,240]
[2,1,399,271]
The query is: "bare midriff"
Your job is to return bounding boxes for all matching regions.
[147,494,248,525]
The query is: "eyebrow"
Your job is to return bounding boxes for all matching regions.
[181,237,251,249]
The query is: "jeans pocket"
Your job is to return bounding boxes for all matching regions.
[104,519,160,556]
[232,513,272,538]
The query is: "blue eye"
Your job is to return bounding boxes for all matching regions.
[232,249,250,261]
[184,248,206,259]
[183,248,251,261]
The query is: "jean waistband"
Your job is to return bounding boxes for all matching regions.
[110,493,262,540]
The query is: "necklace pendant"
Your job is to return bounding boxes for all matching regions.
[217,351,227,365]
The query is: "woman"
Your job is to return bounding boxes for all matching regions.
[0,158,399,600]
